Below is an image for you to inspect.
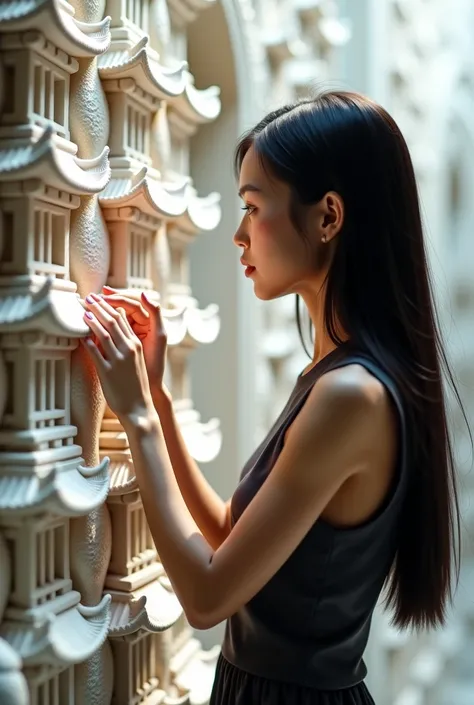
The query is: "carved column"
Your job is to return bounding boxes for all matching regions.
[0,0,224,699]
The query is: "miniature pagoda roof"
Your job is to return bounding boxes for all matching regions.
[156,301,220,347]
[103,404,221,491]
[168,71,221,128]
[182,303,220,345]
[107,577,183,637]
[107,456,136,496]
[100,169,221,232]
[0,594,111,668]
[0,278,90,337]
[174,403,222,464]
[0,457,110,517]
[176,189,221,234]
[98,36,187,100]
[100,168,189,219]
[0,126,111,194]
[0,0,111,56]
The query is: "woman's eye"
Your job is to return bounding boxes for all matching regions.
[241,204,256,215]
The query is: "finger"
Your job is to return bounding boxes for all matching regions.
[81,333,111,372]
[85,295,131,349]
[131,323,149,336]
[141,292,165,336]
[117,307,136,337]
[101,294,149,325]
[83,311,120,360]
[97,298,130,338]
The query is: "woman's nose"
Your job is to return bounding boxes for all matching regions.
[233,218,249,248]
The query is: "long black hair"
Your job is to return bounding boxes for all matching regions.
[235,90,468,630]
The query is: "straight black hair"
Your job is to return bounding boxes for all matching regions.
[234,90,469,630]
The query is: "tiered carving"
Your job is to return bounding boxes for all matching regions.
[0,0,222,699]
[96,0,222,701]
[0,4,113,697]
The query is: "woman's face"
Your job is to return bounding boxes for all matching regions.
[234,146,330,301]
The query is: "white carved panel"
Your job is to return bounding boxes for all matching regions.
[0,0,222,700]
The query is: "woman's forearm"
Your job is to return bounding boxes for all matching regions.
[122,411,214,627]
[152,389,231,550]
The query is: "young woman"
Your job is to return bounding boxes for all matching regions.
[81,91,463,705]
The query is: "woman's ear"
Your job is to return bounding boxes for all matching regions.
[318,191,344,243]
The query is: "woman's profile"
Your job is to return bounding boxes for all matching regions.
[80,90,465,704]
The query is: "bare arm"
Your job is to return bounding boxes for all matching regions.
[153,388,231,550]
[83,296,390,632]
[97,289,232,549]
[123,367,385,630]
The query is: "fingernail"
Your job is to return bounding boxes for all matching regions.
[85,311,94,319]
[85,295,94,304]
[91,293,102,300]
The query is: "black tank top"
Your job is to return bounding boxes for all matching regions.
[221,344,408,690]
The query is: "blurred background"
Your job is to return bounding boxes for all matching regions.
[185,1,474,703]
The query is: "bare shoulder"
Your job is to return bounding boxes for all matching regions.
[301,362,394,447]
[315,362,389,407]
[303,361,387,414]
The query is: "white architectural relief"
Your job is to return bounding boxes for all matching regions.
[56,0,225,697]
[98,36,188,100]
[0,125,110,193]
[64,16,114,703]
[0,0,230,692]
[0,0,111,57]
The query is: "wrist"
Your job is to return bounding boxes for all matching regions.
[120,404,160,435]
[151,384,172,411]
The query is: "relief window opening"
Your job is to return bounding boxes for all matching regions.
[2,65,15,114]
[33,61,67,130]
[35,522,68,603]
[1,211,14,265]
[126,104,150,157]
[129,228,151,287]
[33,205,67,278]
[34,357,67,426]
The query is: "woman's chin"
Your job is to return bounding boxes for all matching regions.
[252,281,285,302]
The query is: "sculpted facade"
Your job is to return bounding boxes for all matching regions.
[0,0,222,701]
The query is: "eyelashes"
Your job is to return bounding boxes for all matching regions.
[241,205,256,215]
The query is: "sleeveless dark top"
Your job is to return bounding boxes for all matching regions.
[210,344,409,704]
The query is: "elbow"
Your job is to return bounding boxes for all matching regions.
[185,607,222,631]
[181,562,227,630]
[184,587,224,630]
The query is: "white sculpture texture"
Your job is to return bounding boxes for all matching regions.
[0,0,223,699]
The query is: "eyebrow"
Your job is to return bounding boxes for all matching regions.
[238,184,262,198]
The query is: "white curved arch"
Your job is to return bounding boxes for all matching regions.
[218,0,270,125]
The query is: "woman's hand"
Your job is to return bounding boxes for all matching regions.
[81,294,155,423]
[100,287,169,401]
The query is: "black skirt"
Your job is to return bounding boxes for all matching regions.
[210,653,376,705]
